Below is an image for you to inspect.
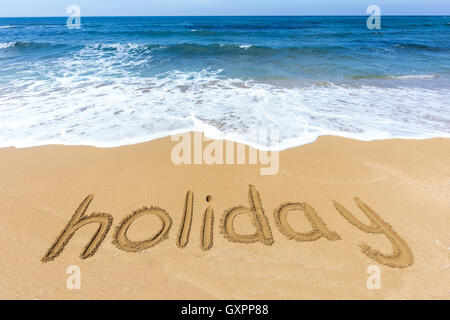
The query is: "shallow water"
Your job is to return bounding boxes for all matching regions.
[0,16,449,148]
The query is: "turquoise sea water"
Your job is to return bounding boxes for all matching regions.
[0,16,449,148]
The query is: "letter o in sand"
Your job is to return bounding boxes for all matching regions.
[113,207,172,252]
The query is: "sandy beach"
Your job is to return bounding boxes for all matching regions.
[0,133,448,299]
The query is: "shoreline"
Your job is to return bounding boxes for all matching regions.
[2,130,450,151]
[0,134,449,299]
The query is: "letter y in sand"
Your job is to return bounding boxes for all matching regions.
[334,198,414,268]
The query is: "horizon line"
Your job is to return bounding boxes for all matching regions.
[1,14,449,18]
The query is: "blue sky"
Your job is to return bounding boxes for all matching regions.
[1,0,449,17]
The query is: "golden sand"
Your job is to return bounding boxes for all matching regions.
[0,134,449,299]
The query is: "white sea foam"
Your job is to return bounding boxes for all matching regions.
[0,45,449,149]
[390,74,437,80]
[0,42,15,49]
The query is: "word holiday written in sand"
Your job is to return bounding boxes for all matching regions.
[42,185,414,268]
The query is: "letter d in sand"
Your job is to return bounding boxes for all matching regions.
[220,185,274,245]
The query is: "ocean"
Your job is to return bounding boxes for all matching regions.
[0,16,449,149]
